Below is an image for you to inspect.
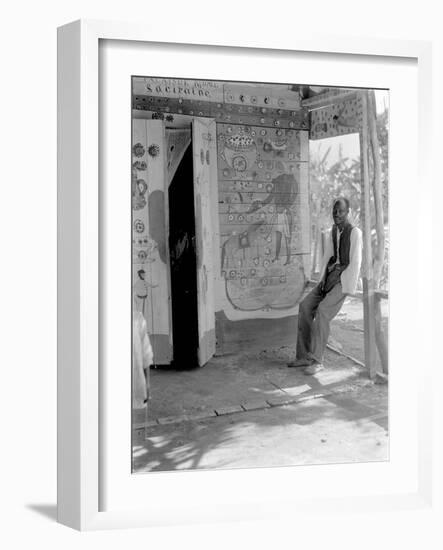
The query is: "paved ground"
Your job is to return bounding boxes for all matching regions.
[132,297,389,473]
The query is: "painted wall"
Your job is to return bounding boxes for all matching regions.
[216,123,310,318]
[132,120,173,364]
[132,78,312,356]
[309,93,363,140]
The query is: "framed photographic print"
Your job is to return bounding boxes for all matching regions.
[57,19,433,530]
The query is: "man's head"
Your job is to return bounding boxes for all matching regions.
[138,269,145,280]
[332,197,350,229]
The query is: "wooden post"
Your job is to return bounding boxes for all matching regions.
[359,91,377,379]
[374,292,389,373]
[367,90,385,288]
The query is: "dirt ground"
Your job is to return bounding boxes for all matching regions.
[132,297,389,473]
[133,385,388,473]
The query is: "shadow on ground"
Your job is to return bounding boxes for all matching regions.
[132,298,389,473]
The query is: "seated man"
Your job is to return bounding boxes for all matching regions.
[288,197,362,375]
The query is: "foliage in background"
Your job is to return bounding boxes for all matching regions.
[309,107,389,290]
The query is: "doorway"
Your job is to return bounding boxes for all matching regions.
[168,143,199,367]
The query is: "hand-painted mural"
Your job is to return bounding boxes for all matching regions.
[133,78,309,130]
[132,119,172,364]
[217,124,310,312]
[131,147,159,288]
[309,94,363,140]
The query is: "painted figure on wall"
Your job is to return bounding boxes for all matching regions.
[221,171,299,270]
[246,172,298,265]
[133,268,158,320]
[217,123,308,312]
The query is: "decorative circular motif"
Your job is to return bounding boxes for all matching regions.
[229,270,237,279]
[260,129,267,136]
[289,121,295,128]
[276,130,283,136]
[238,214,244,222]
[278,98,286,107]
[136,179,148,195]
[266,183,273,193]
[148,144,160,157]
[133,161,147,171]
[133,143,145,157]
[232,156,247,172]
[250,96,257,104]
[134,219,145,233]
[264,97,270,104]
[228,214,234,221]
[274,120,281,127]
[138,250,148,262]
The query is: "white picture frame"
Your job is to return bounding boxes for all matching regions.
[57,19,433,531]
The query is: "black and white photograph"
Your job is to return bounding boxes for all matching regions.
[3,0,441,543]
[131,78,389,473]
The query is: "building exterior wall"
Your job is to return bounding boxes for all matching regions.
[132,78,311,357]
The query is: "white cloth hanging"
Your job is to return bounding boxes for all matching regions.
[132,310,154,409]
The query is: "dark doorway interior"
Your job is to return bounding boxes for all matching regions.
[168,143,199,368]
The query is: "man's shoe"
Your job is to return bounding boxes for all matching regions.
[304,363,324,375]
[288,357,313,368]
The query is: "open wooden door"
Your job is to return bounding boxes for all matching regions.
[132,118,173,364]
[192,118,217,366]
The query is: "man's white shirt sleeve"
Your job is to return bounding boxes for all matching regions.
[340,227,362,294]
[318,229,334,282]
